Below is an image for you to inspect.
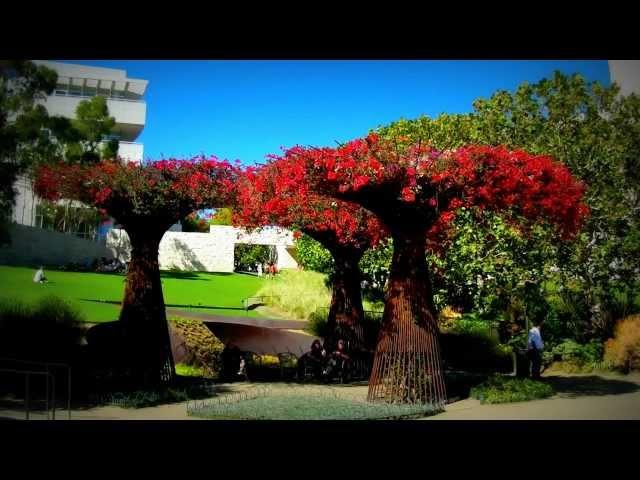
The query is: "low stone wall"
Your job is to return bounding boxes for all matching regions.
[105,225,298,273]
[0,224,114,267]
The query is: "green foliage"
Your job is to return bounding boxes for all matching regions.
[0,295,84,362]
[470,375,554,404]
[1,60,58,238]
[71,96,117,162]
[307,309,383,348]
[209,207,233,225]
[442,312,494,338]
[35,199,102,237]
[295,234,393,303]
[257,269,380,321]
[359,238,393,300]
[169,316,225,378]
[295,234,334,273]
[181,212,210,232]
[551,339,604,365]
[429,210,556,330]
[234,244,274,272]
[257,269,331,320]
[96,383,211,409]
[378,71,640,343]
[175,363,210,377]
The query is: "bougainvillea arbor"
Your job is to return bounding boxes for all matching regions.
[35,158,239,385]
[235,148,386,352]
[305,134,589,406]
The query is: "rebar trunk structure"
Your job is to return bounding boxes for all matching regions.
[118,224,175,386]
[325,247,366,352]
[367,229,446,407]
[305,230,367,353]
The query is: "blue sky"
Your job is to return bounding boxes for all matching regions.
[64,60,611,165]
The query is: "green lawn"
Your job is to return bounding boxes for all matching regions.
[0,265,266,323]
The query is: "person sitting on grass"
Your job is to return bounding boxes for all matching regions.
[33,266,47,284]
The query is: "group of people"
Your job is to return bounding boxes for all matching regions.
[297,338,352,382]
[95,257,127,273]
[256,262,278,278]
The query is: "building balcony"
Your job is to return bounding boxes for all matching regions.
[38,94,146,142]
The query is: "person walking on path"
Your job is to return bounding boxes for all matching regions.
[527,320,545,379]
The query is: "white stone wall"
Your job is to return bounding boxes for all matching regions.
[105,225,299,273]
[0,224,114,267]
[609,60,640,97]
[11,175,38,227]
[115,141,144,164]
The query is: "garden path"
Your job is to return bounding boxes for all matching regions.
[425,372,640,420]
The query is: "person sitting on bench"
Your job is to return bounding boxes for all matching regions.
[298,339,326,380]
[323,339,352,382]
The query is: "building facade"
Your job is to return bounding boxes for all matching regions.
[608,60,640,97]
[11,60,148,228]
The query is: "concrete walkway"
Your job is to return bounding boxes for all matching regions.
[426,372,640,420]
[4,373,638,420]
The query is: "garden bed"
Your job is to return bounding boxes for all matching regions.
[187,386,442,420]
[470,375,554,404]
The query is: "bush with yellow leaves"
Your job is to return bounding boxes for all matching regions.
[604,314,640,373]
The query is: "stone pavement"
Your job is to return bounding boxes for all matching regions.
[3,373,638,420]
[425,372,640,420]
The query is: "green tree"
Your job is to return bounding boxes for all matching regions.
[234,244,273,272]
[69,95,117,162]
[0,60,57,243]
[295,233,334,273]
[377,71,640,341]
[209,207,233,225]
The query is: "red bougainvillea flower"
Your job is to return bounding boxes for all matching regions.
[299,134,588,244]
[34,156,240,227]
[234,146,387,251]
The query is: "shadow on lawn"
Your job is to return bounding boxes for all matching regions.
[79,299,247,312]
[543,375,640,398]
[160,271,234,281]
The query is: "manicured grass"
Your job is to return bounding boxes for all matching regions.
[0,265,266,323]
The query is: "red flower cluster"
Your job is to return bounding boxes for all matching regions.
[235,147,386,250]
[302,134,589,240]
[34,157,240,227]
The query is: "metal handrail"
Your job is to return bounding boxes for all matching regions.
[52,91,146,104]
[0,368,56,420]
[241,295,273,314]
[315,306,384,318]
[0,358,71,420]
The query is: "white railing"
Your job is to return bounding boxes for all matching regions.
[53,91,145,104]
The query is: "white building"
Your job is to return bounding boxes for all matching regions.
[608,60,640,97]
[11,60,148,227]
